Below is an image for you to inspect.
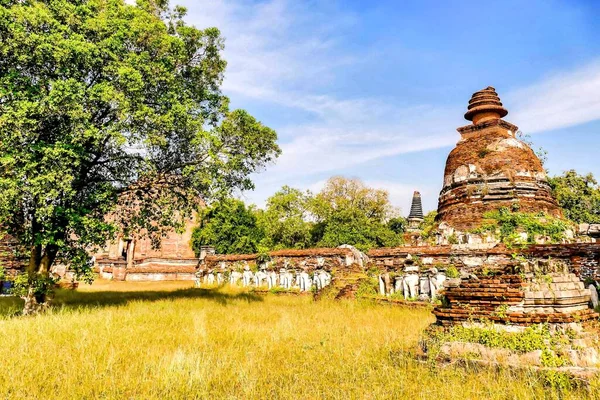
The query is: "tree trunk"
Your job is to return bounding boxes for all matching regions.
[22,244,57,314]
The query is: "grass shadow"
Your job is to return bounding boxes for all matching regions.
[0,296,25,318]
[0,287,264,318]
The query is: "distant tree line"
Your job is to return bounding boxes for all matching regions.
[192,169,600,255]
[549,170,600,224]
[191,176,407,254]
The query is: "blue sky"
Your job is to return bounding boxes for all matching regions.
[180,0,600,213]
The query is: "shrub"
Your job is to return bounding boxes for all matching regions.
[11,274,57,300]
[445,266,460,279]
[474,207,570,246]
[356,278,378,298]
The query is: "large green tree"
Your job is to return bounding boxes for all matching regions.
[310,177,403,251]
[256,186,314,250]
[549,170,600,224]
[0,0,279,309]
[191,199,264,255]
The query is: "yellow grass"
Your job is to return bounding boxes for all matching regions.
[0,281,597,399]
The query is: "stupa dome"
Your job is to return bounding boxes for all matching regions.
[436,87,562,231]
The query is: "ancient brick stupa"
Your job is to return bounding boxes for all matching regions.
[436,87,562,232]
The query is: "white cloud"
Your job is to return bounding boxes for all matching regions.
[364,180,439,214]
[508,61,600,134]
[180,0,600,209]
[181,0,462,181]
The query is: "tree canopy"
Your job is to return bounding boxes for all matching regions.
[191,199,263,255]
[256,186,313,250]
[0,0,280,304]
[549,170,600,224]
[193,177,406,254]
[310,177,404,251]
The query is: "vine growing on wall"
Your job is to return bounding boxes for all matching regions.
[473,207,571,247]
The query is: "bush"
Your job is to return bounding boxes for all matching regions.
[355,277,378,298]
[11,274,57,300]
[474,207,570,246]
[445,266,460,279]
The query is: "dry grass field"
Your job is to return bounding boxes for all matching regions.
[0,281,598,399]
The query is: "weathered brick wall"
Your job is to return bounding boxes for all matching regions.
[0,235,25,277]
[94,248,358,282]
[367,243,600,280]
[434,274,597,326]
[95,217,197,260]
[95,258,197,281]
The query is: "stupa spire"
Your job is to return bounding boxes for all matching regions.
[408,191,424,220]
[464,86,508,124]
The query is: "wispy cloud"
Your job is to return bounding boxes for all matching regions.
[508,61,600,134]
[180,0,600,209]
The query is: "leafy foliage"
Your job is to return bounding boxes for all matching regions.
[310,177,404,251]
[419,211,438,241]
[256,186,313,250]
[445,265,459,279]
[193,177,409,253]
[10,273,57,299]
[431,323,570,359]
[475,207,570,246]
[387,217,407,234]
[0,0,279,295]
[191,199,264,255]
[549,170,600,224]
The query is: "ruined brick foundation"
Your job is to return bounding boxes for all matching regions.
[434,273,597,326]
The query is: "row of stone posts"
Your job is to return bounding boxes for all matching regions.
[378,256,447,301]
[195,262,332,292]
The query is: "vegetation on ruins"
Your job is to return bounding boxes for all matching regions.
[419,211,439,242]
[474,207,571,247]
[0,0,280,309]
[444,265,460,279]
[192,177,406,253]
[520,132,600,225]
[517,131,548,167]
[549,170,600,224]
[424,322,576,390]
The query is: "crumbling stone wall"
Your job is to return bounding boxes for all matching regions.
[367,243,600,280]
[95,258,197,281]
[434,273,597,326]
[203,248,356,272]
[94,248,357,282]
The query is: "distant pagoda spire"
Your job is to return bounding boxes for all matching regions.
[407,191,424,230]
